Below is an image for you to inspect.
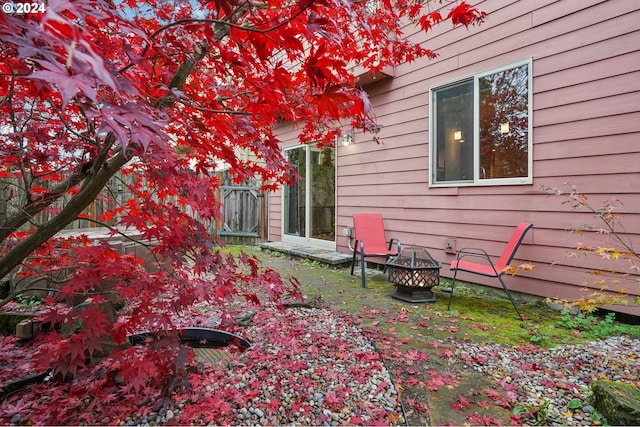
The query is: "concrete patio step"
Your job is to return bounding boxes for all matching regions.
[259,241,352,267]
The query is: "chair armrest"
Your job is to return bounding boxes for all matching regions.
[347,238,364,254]
[388,238,401,253]
[456,247,490,259]
[454,247,499,274]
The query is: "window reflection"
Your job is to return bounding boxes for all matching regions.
[479,64,529,179]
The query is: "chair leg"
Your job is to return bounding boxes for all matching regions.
[361,254,367,288]
[447,270,459,311]
[497,275,524,322]
[350,249,357,276]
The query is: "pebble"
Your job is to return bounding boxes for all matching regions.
[456,335,640,426]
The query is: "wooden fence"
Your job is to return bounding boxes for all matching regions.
[1,171,265,244]
[218,174,265,244]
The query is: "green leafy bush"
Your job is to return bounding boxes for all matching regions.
[556,310,637,339]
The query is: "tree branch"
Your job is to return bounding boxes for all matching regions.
[0,162,95,242]
[1,37,211,283]
[0,149,129,282]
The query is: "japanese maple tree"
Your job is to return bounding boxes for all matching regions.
[0,0,485,419]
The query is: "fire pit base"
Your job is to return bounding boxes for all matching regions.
[391,284,436,303]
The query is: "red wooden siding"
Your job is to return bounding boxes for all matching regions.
[269,0,640,315]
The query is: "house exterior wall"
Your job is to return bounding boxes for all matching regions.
[269,0,640,314]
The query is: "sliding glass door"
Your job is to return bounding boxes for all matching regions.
[283,144,335,248]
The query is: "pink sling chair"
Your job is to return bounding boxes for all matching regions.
[447,222,533,321]
[350,214,401,288]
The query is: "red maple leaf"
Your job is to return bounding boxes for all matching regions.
[485,389,501,400]
[426,376,445,391]
[441,348,454,358]
[405,398,428,413]
[405,349,430,362]
[405,376,421,387]
[486,388,514,409]
[30,61,97,107]
[349,415,364,424]
[446,1,487,28]
[450,394,472,411]
[467,412,503,426]
[324,392,344,410]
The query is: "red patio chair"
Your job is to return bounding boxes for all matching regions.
[350,213,401,288]
[447,222,533,321]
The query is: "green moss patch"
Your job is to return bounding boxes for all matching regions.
[592,380,640,426]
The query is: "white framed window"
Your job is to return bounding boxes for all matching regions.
[429,59,532,186]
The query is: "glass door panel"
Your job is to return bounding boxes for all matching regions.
[310,147,335,241]
[283,145,335,244]
[284,147,306,236]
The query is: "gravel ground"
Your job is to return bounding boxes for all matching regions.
[117,307,639,427]
[124,306,405,426]
[456,335,640,425]
[224,306,403,426]
[4,248,639,426]
[5,302,636,426]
